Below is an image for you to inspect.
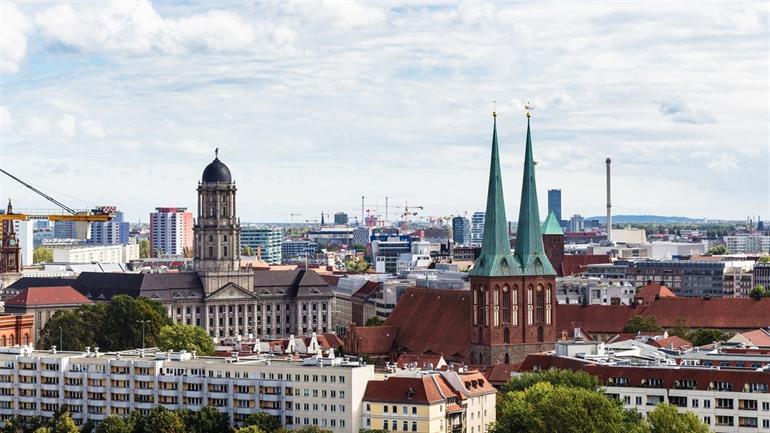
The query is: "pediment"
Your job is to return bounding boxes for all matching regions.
[206,282,257,300]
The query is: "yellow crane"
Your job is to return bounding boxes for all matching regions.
[0,168,115,238]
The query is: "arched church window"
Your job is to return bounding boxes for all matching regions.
[501,286,510,324]
[493,287,500,327]
[472,289,478,326]
[536,285,545,323]
[503,327,510,344]
[504,353,510,364]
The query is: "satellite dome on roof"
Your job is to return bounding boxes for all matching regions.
[201,148,232,183]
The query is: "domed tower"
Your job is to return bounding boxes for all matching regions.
[194,149,253,294]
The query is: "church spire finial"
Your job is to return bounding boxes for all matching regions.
[215,148,219,159]
[492,98,497,118]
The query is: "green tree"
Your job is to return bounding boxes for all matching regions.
[93,417,129,433]
[500,369,600,394]
[668,316,690,339]
[706,245,727,255]
[0,416,45,433]
[99,295,171,351]
[365,316,385,326]
[758,255,770,263]
[750,284,767,298]
[344,259,369,273]
[242,245,255,256]
[159,323,215,356]
[138,239,150,258]
[179,406,230,433]
[243,412,281,432]
[292,427,333,433]
[624,315,663,333]
[492,382,648,433]
[33,428,52,433]
[48,409,79,433]
[33,247,53,264]
[79,420,96,433]
[235,427,265,433]
[689,329,727,346]
[143,407,185,433]
[39,309,96,351]
[647,403,709,433]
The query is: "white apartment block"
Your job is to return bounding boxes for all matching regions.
[0,346,373,431]
[724,235,770,255]
[52,244,139,264]
[470,212,485,246]
[12,220,33,267]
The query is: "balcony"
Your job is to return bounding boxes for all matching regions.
[18,396,36,404]
[41,384,59,391]
[41,370,59,378]
[235,379,255,386]
[184,391,203,398]
[18,370,36,377]
[111,387,130,394]
[208,391,229,400]
[235,407,255,415]
[64,385,83,392]
[135,374,154,382]
[41,397,60,404]
[135,388,154,396]
[111,400,130,408]
[18,382,37,390]
[19,409,37,417]
[234,393,253,400]
[87,386,106,393]
[0,395,14,402]
[159,376,178,384]
[0,382,13,389]
[111,374,129,381]
[135,402,154,410]
[88,400,107,407]
[159,389,179,397]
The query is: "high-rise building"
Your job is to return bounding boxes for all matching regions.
[469,112,557,365]
[89,210,129,245]
[723,235,770,254]
[149,207,193,257]
[452,216,471,246]
[240,225,283,263]
[334,212,349,225]
[53,221,77,239]
[470,211,485,246]
[569,214,584,233]
[547,189,562,222]
[12,220,33,267]
[281,239,318,262]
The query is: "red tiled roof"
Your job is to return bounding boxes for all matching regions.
[650,336,692,351]
[386,288,471,360]
[446,403,463,413]
[363,375,454,405]
[395,353,444,369]
[557,298,770,335]
[636,282,676,303]
[321,275,340,286]
[736,329,770,347]
[6,286,94,307]
[348,326,398,354]
[481,364,520,386]
[561,254,611,276]
[318,333,344,349]
[352,281,380,301]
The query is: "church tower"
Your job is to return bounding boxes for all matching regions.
[469,110,557,366]
[194,150,253,294]
[1,199,21,274]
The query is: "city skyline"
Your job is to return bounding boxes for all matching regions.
[1,2,768,222]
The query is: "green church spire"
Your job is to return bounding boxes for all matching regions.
[470,112,516,277]
[513,113,557,276]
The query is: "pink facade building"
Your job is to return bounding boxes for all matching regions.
[149,207,193,257]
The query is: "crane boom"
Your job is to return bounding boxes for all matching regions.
[0,168,77,214]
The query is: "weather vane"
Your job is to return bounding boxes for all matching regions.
[525,101,534,118]
[215,147,219,159]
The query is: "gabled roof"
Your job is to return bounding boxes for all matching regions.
[542,211,564,236]
[6,286,93,307]
[650,336,692,351]
[363,375,455,405]
[469,114,516,277]
[386,287,471,359]
[636,282,676,303]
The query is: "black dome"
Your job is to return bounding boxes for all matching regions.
[202,157,232,183]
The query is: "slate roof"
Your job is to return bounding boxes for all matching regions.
[385,287,471,359]
[72,272,202,301]
[5,277,75,292]
[253,269,333,298]
[6,286,93,307]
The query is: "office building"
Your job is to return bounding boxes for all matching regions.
[362,369,496,433]
[547,189,562,222]
[352,227,370,248]
[11,220,33,267]
[241,225,283,264]
[470,212,485,246]
[371,237,412,274]
[149,207,193,257]
[452,216,470,246]
[627,260,727,297]
[0,347,373,431]
[53,221,78,239]
[755,263,770,289]
[281,240,318,262]
[89,211,130,246]
[334,213,349,225]
[307,228,356,248]
[723,235,770,254]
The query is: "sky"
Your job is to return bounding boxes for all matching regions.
[1,1,768,224]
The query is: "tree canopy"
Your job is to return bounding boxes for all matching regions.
[647,403,709,433]
[688,328,728,346]
[158,323,215,356]
[38,295,172,352]
[364,316,385,326]
[624,315,663,333]
[750,284,768,298]
[33,247,53,264]
[500,369,600,394]
[138,239,150,259]
[706,245,727,255]
[242,412,281,432]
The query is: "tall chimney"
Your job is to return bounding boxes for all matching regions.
[606,157,612,243]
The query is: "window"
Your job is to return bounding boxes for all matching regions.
[411,406,417,415]
[411,421,417,432]
[535,285,545,323]
[512,287,519,326]
[384,406,388,414]
[402,421,408,431]
[501,286,510,324]
[493,287,500,327]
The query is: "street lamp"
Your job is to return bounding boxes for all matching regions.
[136,320,150,350]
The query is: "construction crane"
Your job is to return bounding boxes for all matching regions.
[0,168,115,238]
[399,200,424,222]
[288,213,302,223]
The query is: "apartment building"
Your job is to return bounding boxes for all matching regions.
[0,347,374,430]
[362,370,496,433]
[520,341,770,433]
[724,235,770,254]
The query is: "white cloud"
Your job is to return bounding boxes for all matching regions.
[657,99,717,124]
[58,114,77,138]
[0,2,31,73]
[0,106,12,131]
[34,1,267,54]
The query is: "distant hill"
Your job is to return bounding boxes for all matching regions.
[585,215,708,224]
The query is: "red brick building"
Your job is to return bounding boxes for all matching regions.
[0,313,34,346]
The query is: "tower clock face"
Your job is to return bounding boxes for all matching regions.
[8,240,15,246]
